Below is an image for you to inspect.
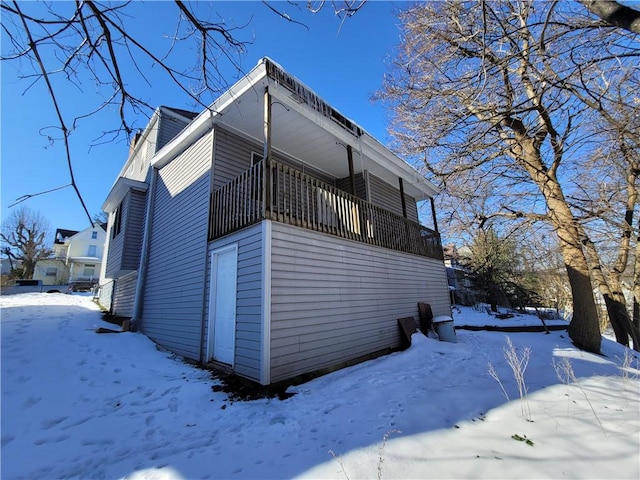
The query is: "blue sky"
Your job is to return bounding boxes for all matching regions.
[1,1,410,235]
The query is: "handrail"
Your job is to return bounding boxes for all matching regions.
[209,160,443,260]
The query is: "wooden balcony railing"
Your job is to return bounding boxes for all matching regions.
[209,160,443,260]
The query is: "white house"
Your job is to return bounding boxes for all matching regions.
[33,226,106,286]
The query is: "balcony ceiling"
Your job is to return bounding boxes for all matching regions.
[213,70,435,200]
[153,58,436,200]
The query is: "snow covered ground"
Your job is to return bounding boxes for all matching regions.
[1,292,638,479]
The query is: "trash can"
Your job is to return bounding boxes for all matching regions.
[433,315,457,343]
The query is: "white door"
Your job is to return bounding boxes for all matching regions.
[208,246,238,365]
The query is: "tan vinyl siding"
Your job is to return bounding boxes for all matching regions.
[204,223,264,382]
[140,131,213,361]
[112,270,138,318]
[368,172,419,222]
[269,222,449,383]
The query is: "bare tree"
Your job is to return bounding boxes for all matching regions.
[1,207,53,279]
[1,1,255,224]
[381,1,638,353]
[578,0,640,34]
[0,1,365,224]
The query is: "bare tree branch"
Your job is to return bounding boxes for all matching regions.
[578,0,640,34]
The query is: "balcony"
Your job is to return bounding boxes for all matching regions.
[209,160,443,260]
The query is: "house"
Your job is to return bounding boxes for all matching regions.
[98,57,450,385]
[443,244,475,305]
[33,226,106,286]
[1,257,22,285]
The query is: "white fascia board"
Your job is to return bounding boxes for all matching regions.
[112,109,160,182]
[151,62,269,170]
[101,178,149,213]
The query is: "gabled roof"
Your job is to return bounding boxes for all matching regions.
[54,228,79,244]
[150,57,438,200]
[163,106,198,122]
[54,225,106,244]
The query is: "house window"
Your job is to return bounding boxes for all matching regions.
[87,245,97,257]
[91,231,98,239]
[45,267,57,277]
[112,204,122,239]
[83,264,96,278]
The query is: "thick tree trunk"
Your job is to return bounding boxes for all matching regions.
[602,295,630,346]
[580,231,633,346]
[634,222,640,330]
[519,140,601,353]
[562,248,602,353]
[609,277,640,351]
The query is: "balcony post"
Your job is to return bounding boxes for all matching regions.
[263,87,272,217]
[431,197,439,232]
[398,177,407,218]
[347,145,356,196]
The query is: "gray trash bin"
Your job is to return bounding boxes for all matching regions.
[433,315,457,343]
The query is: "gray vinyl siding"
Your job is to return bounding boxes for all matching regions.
[105,207,125,278]
[122,190,146,271]
[212,127,335,189]
[111,270,138,318]
[269,222,450,383]
[157,112,191,150]
[105,189,146,278]
[368,173,419,222]
[336,172,367,200]
[204,223,264,382]
[212,128,257,189]
[97,279,114,312]
[140,131,213,361]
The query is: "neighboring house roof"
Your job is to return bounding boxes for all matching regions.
[54,229,79,244]
[150,57,438,201]
[163,107,199,122]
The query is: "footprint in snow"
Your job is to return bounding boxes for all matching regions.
[23,396,42,408]
[33,433,71,445]
[41,416,68,430]
[168,397,180,412]
[1,434,15,447]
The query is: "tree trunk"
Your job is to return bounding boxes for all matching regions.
[609,277,640,351]
[563,256,602,353]
[602,295,629,346]
[580,230,635,347]
[634,221,640,330]
[518,140,601,353]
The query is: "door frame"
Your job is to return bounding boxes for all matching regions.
[207,244,238,365]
